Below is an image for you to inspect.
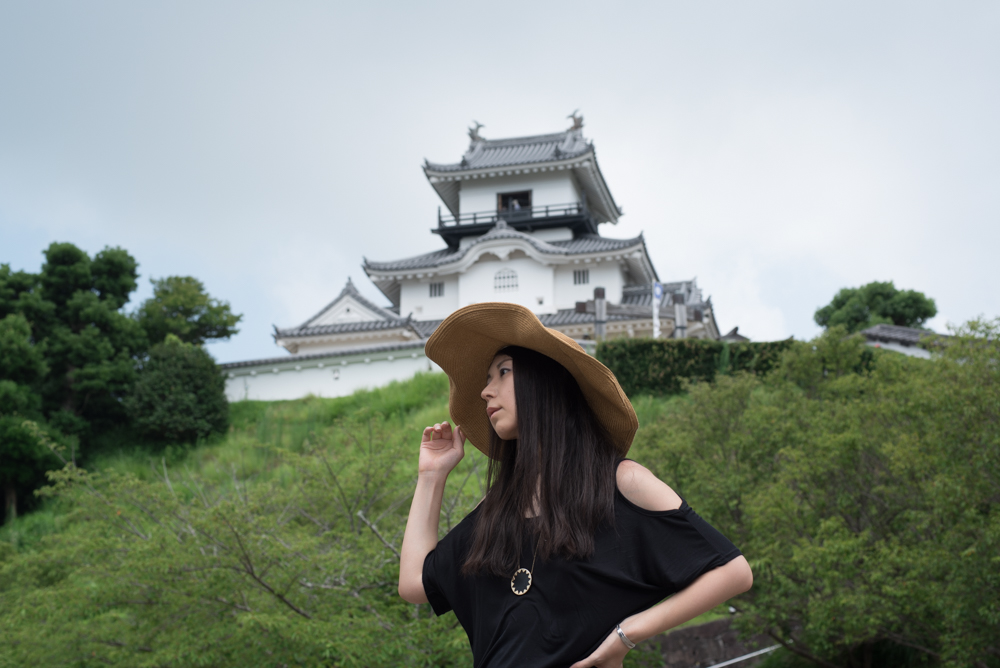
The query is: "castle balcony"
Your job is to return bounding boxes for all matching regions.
[433,201,599,247]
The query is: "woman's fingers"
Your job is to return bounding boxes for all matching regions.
[422,421,461,446]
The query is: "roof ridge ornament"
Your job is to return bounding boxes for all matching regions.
[567,110,584,131]
[468,120,485,143]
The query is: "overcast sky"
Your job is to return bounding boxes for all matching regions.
[1,1,997,363]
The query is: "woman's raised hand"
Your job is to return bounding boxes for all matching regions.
[418,421,465,476]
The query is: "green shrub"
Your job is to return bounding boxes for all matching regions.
[125,334,228,444]
[632,320,1000,667]
[597,337,793,397]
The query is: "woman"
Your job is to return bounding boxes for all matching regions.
[399,303,752,668]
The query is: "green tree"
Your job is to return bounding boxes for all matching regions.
[0,314,59,524]
[135,276,241,345]
[814,281,937,333]
[635,322,1000,667]
[29,243,149,438]
[124,335,229,444]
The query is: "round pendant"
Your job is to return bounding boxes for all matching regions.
[511,567,532,595]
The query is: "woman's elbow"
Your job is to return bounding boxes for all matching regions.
[398,579,429,605]
[731,555,753,594]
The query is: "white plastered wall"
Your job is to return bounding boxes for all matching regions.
[459,172,580,213]
[553,261,626,310]
[458,254,555,314]
[223,350,441,402]
[399,275,460,320]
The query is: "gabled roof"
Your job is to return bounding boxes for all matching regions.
[423,124,622,225]
[295,277,399,329]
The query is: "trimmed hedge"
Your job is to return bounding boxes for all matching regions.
[596,337,794,397]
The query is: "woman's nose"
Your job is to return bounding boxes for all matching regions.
[481,382,494,400]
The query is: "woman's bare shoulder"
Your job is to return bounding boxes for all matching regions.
[615,460,683,512]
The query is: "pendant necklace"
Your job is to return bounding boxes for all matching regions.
[511,536,538,596]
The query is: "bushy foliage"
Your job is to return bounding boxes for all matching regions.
[814,281,937,333]
[635,320,1000,667]
[0,373,487,667]
[135,276,241,345]
[0,313,60,523]
[0,242,241,467]
[3,324,997,667]
[597,337,793,397]
[125,335,229,444]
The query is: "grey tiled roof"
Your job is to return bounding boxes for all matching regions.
[365,227,645,273]
[219,340,427,370]
[540,309,641,326]
[410,319,444,338]
[860,324,942,346]
[275,317,413,339]
[549,235,644,253]
[425,130,592,173]
[297,277,399,329]
[623,282,704,307]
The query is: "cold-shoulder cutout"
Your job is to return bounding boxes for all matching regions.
[615,459,683,512]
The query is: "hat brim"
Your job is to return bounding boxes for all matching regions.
[424,302,638,457]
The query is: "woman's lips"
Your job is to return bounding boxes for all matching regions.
[486,407,499,419]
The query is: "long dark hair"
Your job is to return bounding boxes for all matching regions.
[462,346,619,576]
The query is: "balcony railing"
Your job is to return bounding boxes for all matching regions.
[437,202,587,228]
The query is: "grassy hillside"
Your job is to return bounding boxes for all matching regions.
[11,321,994,668]
[0,372,689,668]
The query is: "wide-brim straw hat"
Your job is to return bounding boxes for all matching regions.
[424,302,638,457]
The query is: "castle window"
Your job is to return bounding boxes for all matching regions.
[498,191,531,213]
[494,269,518,292]
[573,269,590,285]
[429,282,444,298]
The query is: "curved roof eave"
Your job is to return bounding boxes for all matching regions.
[363,231,647,276]
[423,148,621,225]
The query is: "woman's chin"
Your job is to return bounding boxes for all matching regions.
[491,420,517,441]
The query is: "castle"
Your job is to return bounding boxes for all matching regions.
[221,116,728,401]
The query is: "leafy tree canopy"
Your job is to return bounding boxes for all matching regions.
[125,334,229,444]
[814,280,936,333]
[0,314,59,523]
[135,276,241,345]
[29,243,148,436]
[636,320,1000,667]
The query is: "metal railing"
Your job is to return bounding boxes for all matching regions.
[437,202,587,227]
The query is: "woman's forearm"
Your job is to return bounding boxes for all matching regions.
[621,556,753,643]
[398,471,449,603]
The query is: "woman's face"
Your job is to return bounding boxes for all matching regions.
[481,353,518,440]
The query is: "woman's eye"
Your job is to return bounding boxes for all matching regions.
[499,367,511,376]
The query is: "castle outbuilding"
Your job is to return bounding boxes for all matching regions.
[222,116,724,401]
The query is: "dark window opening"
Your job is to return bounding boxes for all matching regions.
[498,191,532,213]
[573,269,590,285]
[429,282,444,298]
